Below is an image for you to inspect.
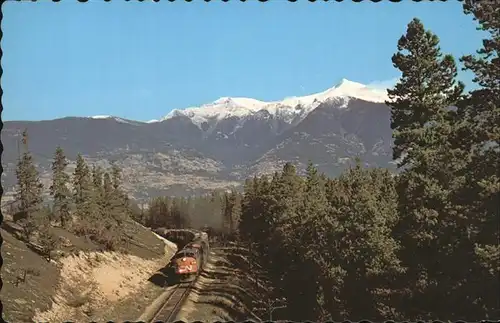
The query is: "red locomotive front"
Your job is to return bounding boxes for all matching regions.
[171,249,200,282]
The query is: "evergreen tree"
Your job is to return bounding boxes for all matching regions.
[387,18,464,167]
[460,1,499,146]
[102,172,114,226]
[49,146,71,227]
[222,192,232,233]
[91,165,104,200]
[111,162,122,191]
[72,154,99,225]
[14,152,44,241]
[109,163,130,226]
[239,175,276,258]
[301,162,329,230]
[387,18,472,319]
[146,197,163,228]
[228,191,242,235]
[330,165,402,320]
[455,1,500,318]
[73,154,91,206]
[273,163,304,230]
[283,162,328,321]
[102,172,112,199]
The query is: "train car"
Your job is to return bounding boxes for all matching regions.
[185,238,210,266]
[170,248,202,283]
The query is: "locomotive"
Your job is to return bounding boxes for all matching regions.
[171,247,201,282]
[169,231,209,283]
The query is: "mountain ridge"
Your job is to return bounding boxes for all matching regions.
[2,79,396,202]
[5,78,388,123]
[159,78,389,127]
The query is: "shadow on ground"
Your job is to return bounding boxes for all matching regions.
[148,265,174,288]
[181,245,273,322]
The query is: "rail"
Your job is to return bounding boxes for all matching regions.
[150,280,196,323]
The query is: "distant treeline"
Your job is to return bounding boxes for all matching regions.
[132,190,242,237]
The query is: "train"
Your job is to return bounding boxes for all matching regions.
[171,238,209,282]
[159,230,209,283]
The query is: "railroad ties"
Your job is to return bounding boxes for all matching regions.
[151,281,195,323]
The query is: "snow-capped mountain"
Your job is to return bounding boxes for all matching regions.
[160,79,389,128]
[3,78,395,200]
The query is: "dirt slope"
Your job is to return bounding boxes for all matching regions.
[1,219,176,322]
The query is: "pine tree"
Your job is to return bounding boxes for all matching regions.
[460,1,499,146]
[228,191,241,236]
[301,162,329,227]
[73,154,91,206]
[294,163,402,320]
[283,162,328,321]
[221,190,242,238]
[50,146,71,227]
[92,165,104,201]
[109,163,130,226]
[455,1,500,318]
[102,172,114,225]
[146,197,163,228]
[387,18,464,168]
[72,154,99,226]
[14,152,44,241]
[239,178,256,242]
[271,163,304,235]
[239,176,275,254]
[387,18,471,319]
[111,162,122,191]
[335,165,402,319]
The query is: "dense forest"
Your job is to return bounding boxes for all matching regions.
[237,3,498,320]
[7,1,498,320]
[140,2,499,320]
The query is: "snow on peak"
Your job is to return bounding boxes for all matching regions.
[88,115,135,124]
[328,78,388,102]
[212,97,233,105]
[336,78,365,89]
[163,96,268,124]
[161,78,389,128]
[280,78,388,107]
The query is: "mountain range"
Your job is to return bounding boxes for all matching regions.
[1,79,397,203]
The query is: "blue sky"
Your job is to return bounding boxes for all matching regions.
[2,0,485,122]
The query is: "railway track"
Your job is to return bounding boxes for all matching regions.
[150,280,196,323]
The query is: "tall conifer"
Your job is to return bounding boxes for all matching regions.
[50,146,71,227]
[15,152,44,241]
